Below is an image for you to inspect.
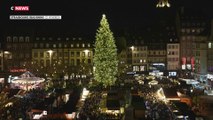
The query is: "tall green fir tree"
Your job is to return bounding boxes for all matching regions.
[93,14,118,88]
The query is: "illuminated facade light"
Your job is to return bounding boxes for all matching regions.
[130,46,134,51]
[208,42,212,48]
[84,49,90,54]
[47,50,54,56]
[156,0,170,8]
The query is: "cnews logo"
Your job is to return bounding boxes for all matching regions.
[11,6,29,11]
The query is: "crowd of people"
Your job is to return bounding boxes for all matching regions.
[0,89,47,120]
[1,74,198,120]
[146,101,174,120]
[78,91,103,120]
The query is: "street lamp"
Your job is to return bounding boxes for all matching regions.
[84,49,90,55]
[130,46,134,72]
[47,50,54,67]
[130,46,134,51]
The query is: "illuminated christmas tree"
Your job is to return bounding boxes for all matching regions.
[93,14,118,88]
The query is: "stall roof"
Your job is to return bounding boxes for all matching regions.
[131,95,146,109]
[163,88,179,98]
[106,99,120,110]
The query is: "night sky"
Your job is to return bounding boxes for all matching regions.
[0,0,213,36]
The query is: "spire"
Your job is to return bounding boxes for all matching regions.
[156,0,170,8]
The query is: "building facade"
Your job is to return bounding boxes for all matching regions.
[193,36,207,81]
[129,46,148,72]
[176,7,209,79]
[4,36,32,71]
[147,43,167,76]
[207,20,213,85]
[167,42,180,76]
[31,36,93,78]
[126,37,148,74]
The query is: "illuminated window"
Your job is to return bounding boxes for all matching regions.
[57,37,61,40]
[181,29,185,33]
[208,42,212,48]
[172,45,175,49]
[182,37,185,40]
[192,29,195,32]
[40,52,44,58]
[133,66,139,71]
[82,43,85,47]
[82,59,85,63]
[13,37,18,42]
[64,60,68,64]
[71,52,74,57]
[196,29,200,33]
[140,66,145,71]
[59,43,62,48]
[25,37,30,42]
[19,37,24,42]
[88,52,91,57]
[34,52,38,58]
[40,60,44,66]
[71,59,74,65]
[82,52,85,57]
[46,44,49,48]
[64,52,68,57]
[186,29,190,33]
[71,44,74,47]
[53,44,56,48]
[76,52,80,57]
[137,53,139,57]
[40,43,44,48]
[77,44,79,47]
[7,37,12,42]
[88,43,91,47]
